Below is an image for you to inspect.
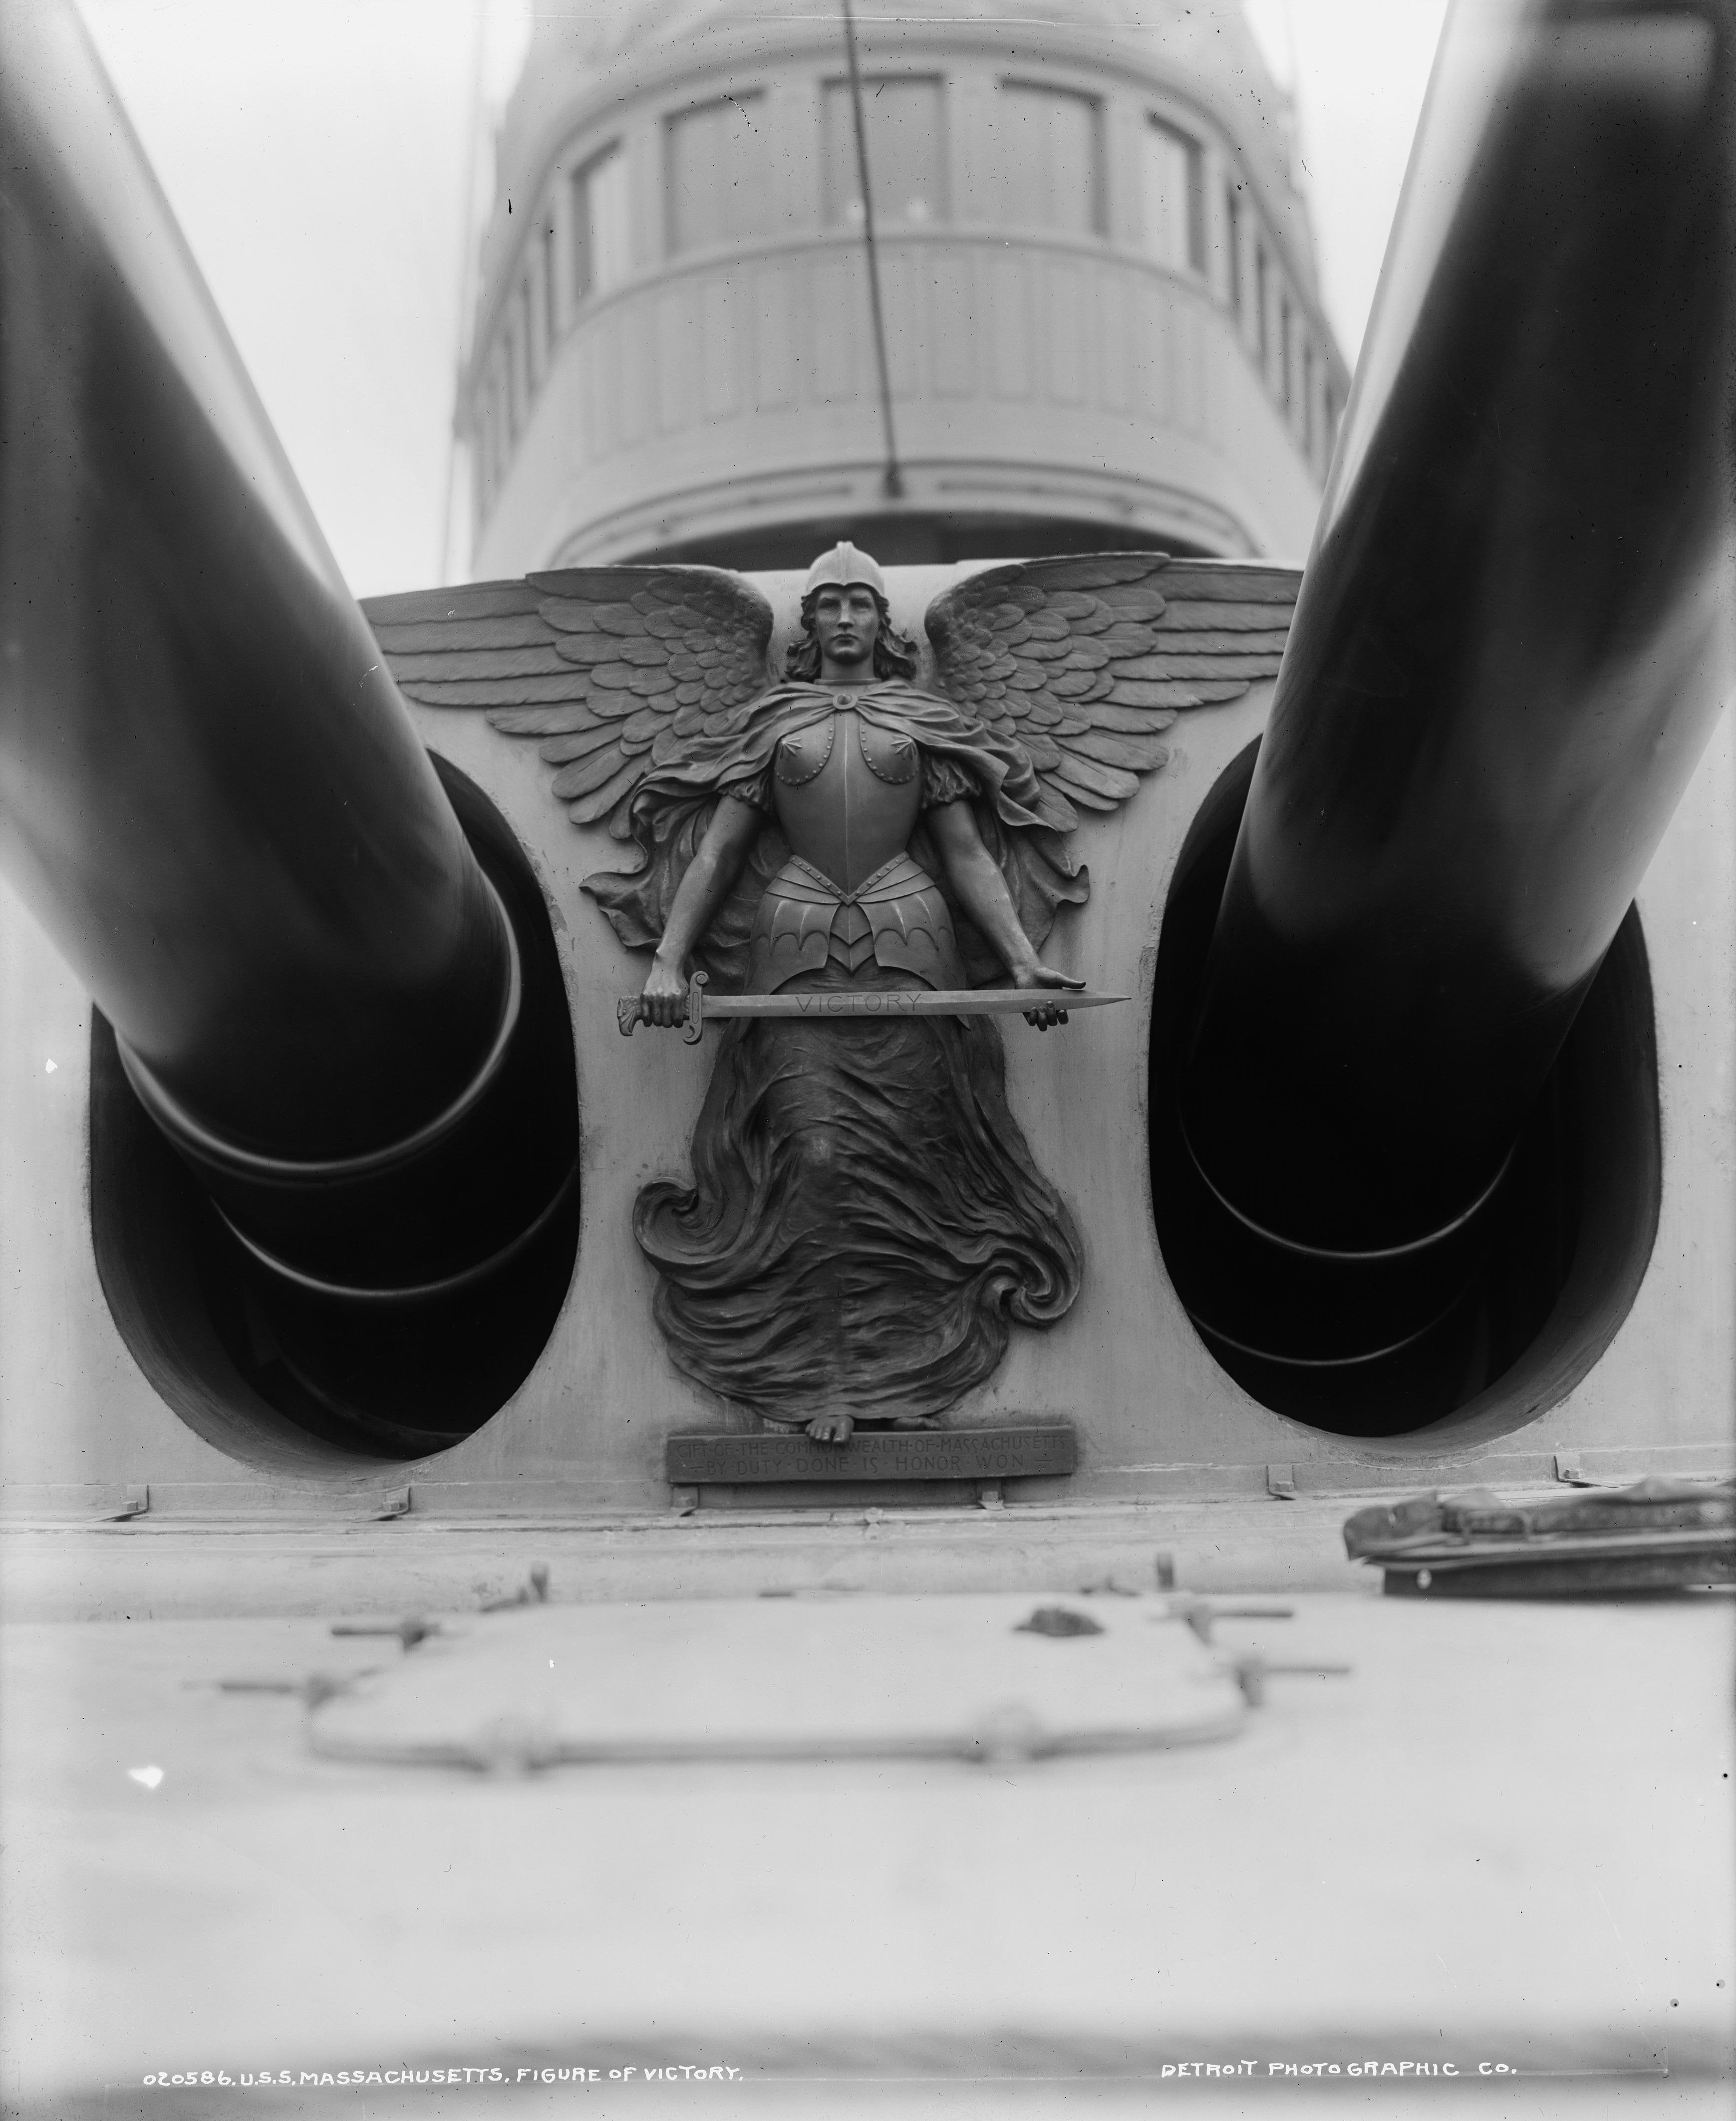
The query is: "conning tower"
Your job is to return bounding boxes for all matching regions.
[465,0,1343,572]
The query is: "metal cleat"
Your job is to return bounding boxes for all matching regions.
[1230,1657,1352,1709]
[329,1617,440,1651]
[481,1563,552,1612]
[1160,1596,1295,1644]
[217,1672,365,1708]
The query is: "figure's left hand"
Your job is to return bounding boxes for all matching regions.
[1013,964,1087,1031]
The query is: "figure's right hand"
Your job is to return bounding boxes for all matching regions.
[640,957,690,1029]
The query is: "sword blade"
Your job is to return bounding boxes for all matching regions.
[618,987,1129,1034]
[707,987,1127,1019]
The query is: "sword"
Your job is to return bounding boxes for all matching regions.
[617,968,1129,1044]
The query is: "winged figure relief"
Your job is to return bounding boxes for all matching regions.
[369,548,1299,1442]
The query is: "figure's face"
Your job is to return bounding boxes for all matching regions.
[812,584,882,676]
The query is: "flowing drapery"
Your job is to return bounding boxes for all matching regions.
[635,962,1081,1425]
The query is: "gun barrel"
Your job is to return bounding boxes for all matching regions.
[0,0,508,1168]
[1182,0,1734,1298]
[0,4,578,1439]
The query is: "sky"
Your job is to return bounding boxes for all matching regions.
[76,0,1448,601]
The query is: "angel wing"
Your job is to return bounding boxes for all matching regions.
[925,553,1299,833]
[364,566,774,838]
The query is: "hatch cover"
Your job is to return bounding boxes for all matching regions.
[307,1593,1249,1770]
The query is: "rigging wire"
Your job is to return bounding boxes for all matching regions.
[439,0,491,585]
[841,0,905,502]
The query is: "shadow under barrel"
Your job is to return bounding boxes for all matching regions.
[0,4,578,1454]
[1170,0,1735,1426]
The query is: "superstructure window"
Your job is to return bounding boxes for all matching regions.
[1224,181,1246,322]
[506,286,530,437]
[822,77,946,227]
[1254,240,1274,363]
[1142,118,1204,271]
[531,227,553,381]
[477,347,508,509]
[1242,224,1330,448]
[572,144,630,301]
[666,93,773,254]
[1301,339,1317,456]
[985,81,1103,237]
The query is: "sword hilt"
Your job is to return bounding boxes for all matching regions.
[682,970,707,1043]
[617,968,708,1042]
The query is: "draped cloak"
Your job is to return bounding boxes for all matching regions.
[583,680,1088,1428]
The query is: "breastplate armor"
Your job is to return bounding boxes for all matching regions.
[772,708,921,892]
[751,707,963,995]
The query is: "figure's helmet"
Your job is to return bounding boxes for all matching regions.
[803,541,887,600]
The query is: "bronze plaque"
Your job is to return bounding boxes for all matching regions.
[666,1425,1077,1486]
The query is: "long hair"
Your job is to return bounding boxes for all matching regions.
[784,588,921,682]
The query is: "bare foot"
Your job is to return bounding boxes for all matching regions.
[806,1412,854,1445]
[890,1416,939,1430]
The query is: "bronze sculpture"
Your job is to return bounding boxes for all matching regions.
[615,542,1084,1443]
[379,544,1299,1439]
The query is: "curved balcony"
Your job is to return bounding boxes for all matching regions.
[475,225,1326,572]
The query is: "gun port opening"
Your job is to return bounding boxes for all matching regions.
[1150,741,1662,1441]
[89,756,580,1469]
